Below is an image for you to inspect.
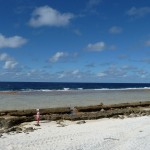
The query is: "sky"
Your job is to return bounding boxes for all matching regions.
[0,0,150,83]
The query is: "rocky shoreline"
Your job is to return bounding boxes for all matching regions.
[0,101,150,136]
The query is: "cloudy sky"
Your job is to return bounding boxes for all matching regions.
[0,0,150,82]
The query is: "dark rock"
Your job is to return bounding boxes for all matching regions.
[112,115,118,119]
[51,114,62,121]
[15,127,22,132]
[0,118,5,128]
[141,113,146,116]
[3,126,22,133]
[76,120,86,124]
[40,107,71,115]
[0,116,33,129]
[9,110,35,116]
[0,112,6,116]
[57,121,67,127]
[24,127,35,133]
[75,104,103,112]
[118,115,124,119]
[129,113,136,118]
[35,124,40,126]
[0,107,71,117]
[0,129,4,134]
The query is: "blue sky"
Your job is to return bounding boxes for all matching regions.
[0,0,150,82]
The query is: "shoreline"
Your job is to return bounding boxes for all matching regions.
[0,101,150,131]
[0,101,150,150]
[1,88,150,110]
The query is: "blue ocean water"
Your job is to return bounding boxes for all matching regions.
[0,82,150,91]
[0,82,150,110]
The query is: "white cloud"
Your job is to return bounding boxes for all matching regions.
[4,60,18,69]
[29,6,74,27]
[49,52,67,63]
[72,69,79,75]
[86,41,105,51]
[0,53,9,61]
[109,26,122,34]
[126,7,150,17]
[0,34,27,48]
[97,65,149,81]
[57,70,82,79]
[144,40,150,46]
[97,72,106,78]
[58,73,65,79]
[0,53,18,69]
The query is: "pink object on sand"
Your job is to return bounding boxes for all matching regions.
[36,109,40,125]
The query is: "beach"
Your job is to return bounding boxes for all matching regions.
[0,82,150,150]
[0,116,149,150]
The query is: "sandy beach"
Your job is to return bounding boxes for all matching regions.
[0,116,150,150]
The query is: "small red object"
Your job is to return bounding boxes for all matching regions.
[36,109,40,125]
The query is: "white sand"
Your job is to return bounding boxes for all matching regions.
[0,116,150,150]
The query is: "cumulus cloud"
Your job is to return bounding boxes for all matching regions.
[0,34,27,48]
[109,26,122,34]
[97,65,129,80]
[4,60,18,69]
[97,64,150,81]
[0,53,18,69]
[72,69,80,75]
[49,52,67,63]
[0,53,9,61]
[97,72,106,78]
[57,69,82,79]
[86,41,105,51]
[29,6,74,27]
[126,7,150,17]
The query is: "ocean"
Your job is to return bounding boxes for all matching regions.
[0,82,150,110]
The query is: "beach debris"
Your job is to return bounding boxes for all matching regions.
[118,115,124,119]
[24,127,35,133]
[104,137,119,141]
[56,120,68,127]
[100,108,105,112]
[57,122,67,127]
[35,109,40,126]
[56,120,63,124]
[57,124,66,127]
[0,116,33,129]
[35,124,40,126]
[129,113,137,118]
[0,133,3,138]
[0,129,4,134]
[76,120,86,124]
[5,126,22,133]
